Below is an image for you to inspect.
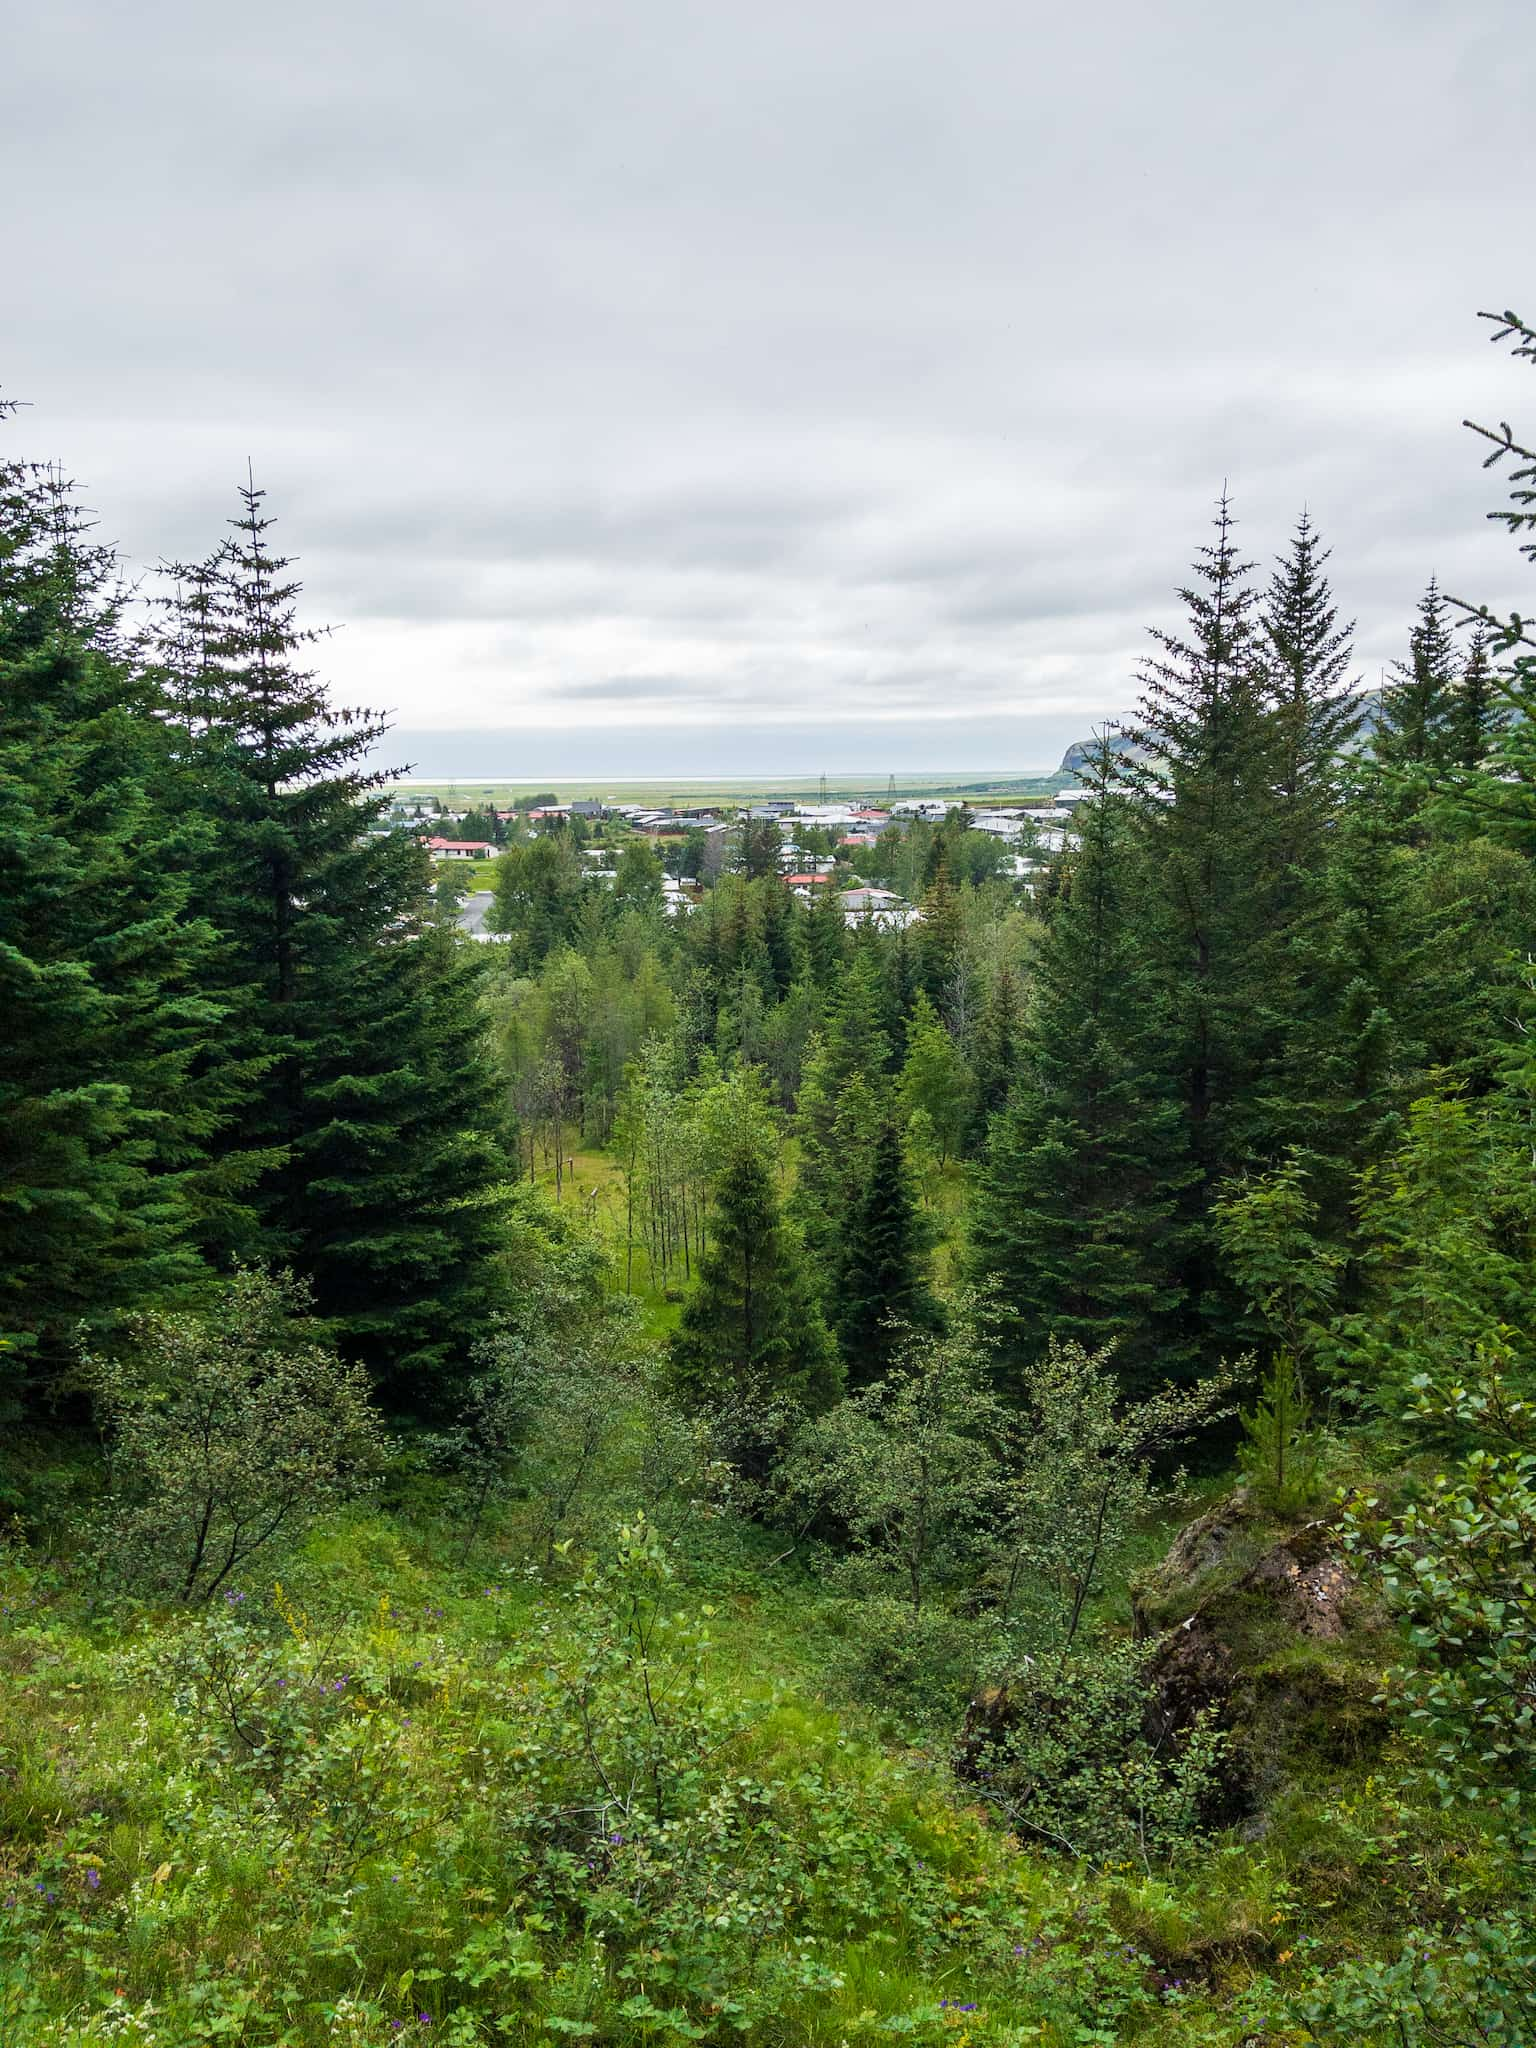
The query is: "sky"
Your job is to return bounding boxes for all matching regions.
[5,0,1534,777]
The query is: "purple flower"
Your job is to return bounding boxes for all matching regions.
[85,1869,100,1891]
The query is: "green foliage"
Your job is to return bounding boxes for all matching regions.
[1236,1354,1324,1514]
[898,992,973,1166]
[81,1268,384,1601]
[973,1640,1228,1871]
[968,748,1193,1392]
[1344,1381,1536,1852]
[1336,1087,1536,1420]
[990,1339,1235,1649]
[0,1511,1170,2048]
[439,1204,644,1561]
[665,1142,840,1428]
[0,445,239,1394]
[1285,1911,1536,2047]
[834,1118,942,1389]
[782,1321,1002,1618]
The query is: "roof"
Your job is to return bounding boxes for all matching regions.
[784,872,834,888]
[425,837,495,853]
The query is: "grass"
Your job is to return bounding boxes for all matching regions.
[0,1426,1513,2048]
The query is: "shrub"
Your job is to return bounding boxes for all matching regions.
[82,1268,384,1601]
[966,1639,1227,1872]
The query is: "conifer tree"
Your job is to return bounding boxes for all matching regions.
[969,743,1194,1391]
[666,1142,840,1415]
[1375,578,1461,777]
[970,963,1022,1140]
[899,992,973,1165]
[805,872,848,987]
[0,440,238,1390]
[163,479,511,1404]
[1450,624,1505,771]
[916,849,963,1004]
[1125,497,1296,1354]
[1259,510,1359,858]
[835,1117,941,1388]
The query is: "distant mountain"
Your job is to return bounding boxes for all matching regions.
[1057,690,1383,779]
[1056,731,1143,777]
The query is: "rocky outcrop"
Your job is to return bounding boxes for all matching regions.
[961,1495,1390,1830]
[1138,1509,1388,1818]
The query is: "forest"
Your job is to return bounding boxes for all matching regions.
[2,307,1535,2048]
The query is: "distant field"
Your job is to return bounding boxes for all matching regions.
[392,769,1072,806]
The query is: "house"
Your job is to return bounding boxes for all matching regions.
[783,872,835,894]
[425,836,496,860]
[838,832,880,850]
[840,885,919,930]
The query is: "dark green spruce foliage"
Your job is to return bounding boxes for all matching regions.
[969,963,1022,1140]
[1124,497,1307,1357]
[1127,497,1287,1179]
[164,482,510,1401]
[1260,510,1359,858]
[1374,577,1462,781]
[667,1144,840,1415]
[835,1117,941,1388]
[0,445,237,1389]
[1451,624,1507,772]
[969,751,1192,1392]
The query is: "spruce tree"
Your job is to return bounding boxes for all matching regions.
[1259,510,1359,858]
[1450,624,1506,772]
[0,440,237,1391]
[1375,578,1461,778]
[163,479,511,1405]
[1124,496,1298,1354]
[969,963,1022,1141]
[666,1142,840,1414]
[969,742,1194,1392]
[835,1116,941,1388]
[917,849,963,1005]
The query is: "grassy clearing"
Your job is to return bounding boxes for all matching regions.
[0,1489,1240,2048]
[1,1464,1489,2048]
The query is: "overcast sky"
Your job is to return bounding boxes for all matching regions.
[5,0,1533,776]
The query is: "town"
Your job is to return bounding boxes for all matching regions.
[384,783,1090,935]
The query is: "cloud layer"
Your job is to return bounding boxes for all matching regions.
[6,0,1533,770]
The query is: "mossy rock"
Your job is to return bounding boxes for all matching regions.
[1141,1512,1391,1820]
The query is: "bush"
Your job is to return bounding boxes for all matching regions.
[823,1593,989,1728]
[964,1639,1227,1871]
[82,1268,384,1601]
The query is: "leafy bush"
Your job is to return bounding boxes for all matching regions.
[82,1269,384,1601]
[967,1640,1227,1871]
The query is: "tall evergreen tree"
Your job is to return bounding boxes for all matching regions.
[969,963,1022,1141]
[1374,577,1461,778]
[161,479,511,1404]
[1450,624,1506,772]
[835,1117,941,1388]
[916,849,963,1004]
[0,441,239,1393]
[969,742,1194,1392]
[1123,497,1301,1356]
[1259,510,1360,857]
[666,1142,840,1415]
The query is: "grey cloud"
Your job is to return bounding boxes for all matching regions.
[4,0,1533,768]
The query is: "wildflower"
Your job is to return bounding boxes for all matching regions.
[85,1869,101,1891]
